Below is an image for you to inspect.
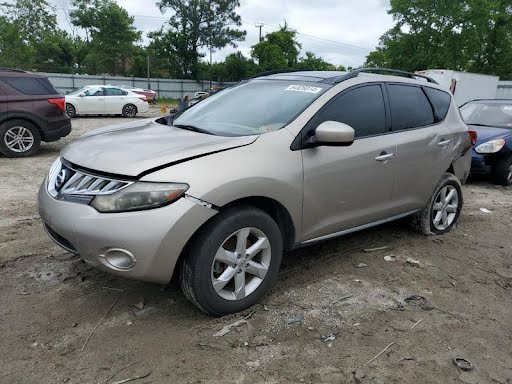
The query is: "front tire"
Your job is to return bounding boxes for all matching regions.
[411,173,463,235]
[492,155,512,186]
[122,104,138,118]
[0,120,41,157]
[180,207,283,316]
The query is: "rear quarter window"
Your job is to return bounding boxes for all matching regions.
[423,87,451,122]
[2,77,59,95]
[387,84,435,131]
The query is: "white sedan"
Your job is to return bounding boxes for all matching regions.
[65,85,150,118]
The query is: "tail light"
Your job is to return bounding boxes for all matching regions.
[468,128,477,145]
[137,95,147,102]
[48,98,65,112]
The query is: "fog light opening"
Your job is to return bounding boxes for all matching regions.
[103,248,136,270]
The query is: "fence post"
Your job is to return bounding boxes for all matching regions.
[157,78,160,98]
[132,76,135,87]
[180,80,184,99]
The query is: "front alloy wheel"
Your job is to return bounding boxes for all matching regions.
[212,227,271,301]
[180,207,283,316]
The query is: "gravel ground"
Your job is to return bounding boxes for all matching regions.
[0,110,511,384]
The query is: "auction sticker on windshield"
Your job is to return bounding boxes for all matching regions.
[285,85,323,94]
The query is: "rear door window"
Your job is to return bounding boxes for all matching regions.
[104,88,126,96]
[309,84,387,138]
[423,87,451,122]
[2,77,58,95]
[387,84,435,131]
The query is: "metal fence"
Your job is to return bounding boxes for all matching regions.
[40,72,233,99]
[497,81,512,99]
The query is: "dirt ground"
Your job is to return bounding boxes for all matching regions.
[1,108,511,384]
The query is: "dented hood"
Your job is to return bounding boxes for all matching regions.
[61,118,258,177]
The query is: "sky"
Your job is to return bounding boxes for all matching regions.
[50,0,394,68]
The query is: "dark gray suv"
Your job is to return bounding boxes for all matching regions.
[0,68,71,157]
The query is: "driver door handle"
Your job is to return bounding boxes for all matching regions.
[375,152,395,162]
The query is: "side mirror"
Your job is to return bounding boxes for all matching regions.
[310,121,355,147]
[79,93,85,97]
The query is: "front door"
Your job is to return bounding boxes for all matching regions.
[301,84,397,242]
[81,87,106,114]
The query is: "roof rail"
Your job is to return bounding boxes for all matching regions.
[325,67,439,85]
[249,69,308,79]
[0,67,27,73]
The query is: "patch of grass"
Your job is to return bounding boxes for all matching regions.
[156,97,178,107]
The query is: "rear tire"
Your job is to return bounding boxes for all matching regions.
[180,207,283,316]
[492,155,512,186]
[122,104,138,118]
[411,173,463,235]
[0,119,41,158]
[66,103,76,118]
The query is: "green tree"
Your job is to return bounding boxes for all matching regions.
[71,0,141,75]
[0,0,64,70]
[366,0,512,78]
[297,51,336,71]
[251,23,302,70]
[151,0,246,79]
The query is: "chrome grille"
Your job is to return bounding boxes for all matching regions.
[48,158,133,198]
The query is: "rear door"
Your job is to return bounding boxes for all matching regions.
[104,87,128,114]
[386,84,454,212]
[301,83,397,242]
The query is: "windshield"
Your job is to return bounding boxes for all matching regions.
[172,80,330,136]
[461,102,512,129]
[67,87,88,96]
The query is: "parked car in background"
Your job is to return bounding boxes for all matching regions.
[120,86,157,103]
[461,99,512,185]
[65,85,149,118]
[0,68,71,157]
[39,69,471,316]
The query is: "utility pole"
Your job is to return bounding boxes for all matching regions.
[147,55,150,90]
[209,45,213,89]
[255,23,264,42]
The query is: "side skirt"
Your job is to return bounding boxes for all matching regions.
[300,210,420,246]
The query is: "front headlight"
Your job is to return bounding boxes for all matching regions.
[91,182,189,213]
[475,139,506,154]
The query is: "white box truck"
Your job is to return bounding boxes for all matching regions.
[417,70,499,106]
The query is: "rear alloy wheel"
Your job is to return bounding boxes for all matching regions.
[180,207,283,316]
[0,120,41,157]
[122,104,138,118]
[66,103,76,118]
[411,173,463,235]
[492,155,512,186]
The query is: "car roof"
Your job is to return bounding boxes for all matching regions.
[0,68,47,78]
[252,68,440,87]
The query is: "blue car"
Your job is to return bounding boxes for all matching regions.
[460,99,512,186]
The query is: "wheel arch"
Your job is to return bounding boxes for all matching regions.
[0,114,43,136]
[172,195,297,282]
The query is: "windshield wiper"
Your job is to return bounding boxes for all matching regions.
[173,124,213,135]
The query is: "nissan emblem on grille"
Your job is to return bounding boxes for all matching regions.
[47,158,133,199]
